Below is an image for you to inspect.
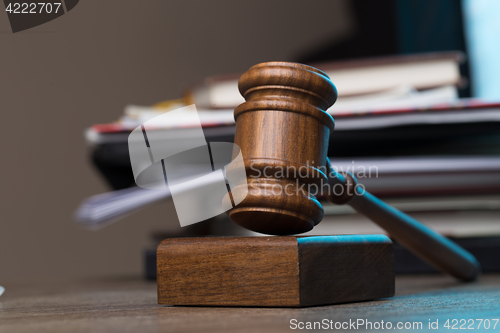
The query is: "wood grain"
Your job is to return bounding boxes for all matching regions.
[157,237,300,307]
[157,235,394,307]
[2,274,500,333]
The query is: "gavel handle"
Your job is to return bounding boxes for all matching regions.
[325,159,481,281]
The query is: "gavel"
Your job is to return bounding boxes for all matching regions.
[227,61,480,282]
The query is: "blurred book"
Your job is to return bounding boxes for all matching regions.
[76,156,500,228]
[185,52,464,110]
[84,99,500,145]
[317,195,500,238]
[86,98,500,191]
[331,156,500,196]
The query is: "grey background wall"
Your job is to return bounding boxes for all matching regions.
[0,0,353,284]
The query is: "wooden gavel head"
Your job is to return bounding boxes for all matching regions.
[228,62,337,235]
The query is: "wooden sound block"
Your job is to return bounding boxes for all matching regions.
[157,235,395,307]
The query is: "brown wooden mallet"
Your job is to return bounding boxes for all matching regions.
[157,62,479,308]
[228,61,480,282]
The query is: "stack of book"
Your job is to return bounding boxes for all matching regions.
[77,52,500,275]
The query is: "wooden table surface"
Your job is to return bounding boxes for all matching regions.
[1,275,499,332]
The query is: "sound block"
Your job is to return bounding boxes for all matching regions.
[157,235,394,307]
